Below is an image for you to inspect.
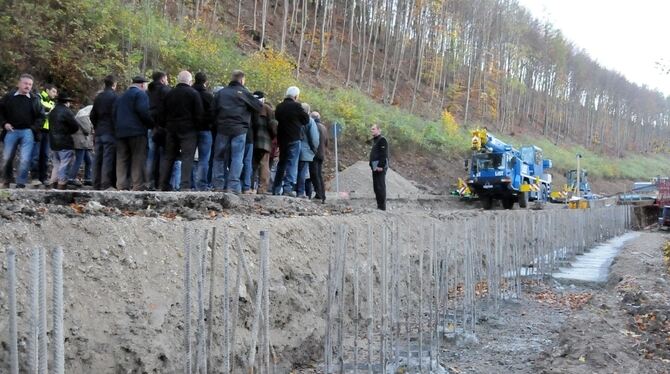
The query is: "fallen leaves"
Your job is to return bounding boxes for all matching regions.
[70,203,84,214]
[532,290,593,310]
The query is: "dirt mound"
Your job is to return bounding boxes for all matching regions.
[330,161,420,196]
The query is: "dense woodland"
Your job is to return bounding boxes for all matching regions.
[1,0,669,160]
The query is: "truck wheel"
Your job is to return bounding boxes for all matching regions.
[481,196,493,210]
[502,197,514,209]
[518,192,529,208]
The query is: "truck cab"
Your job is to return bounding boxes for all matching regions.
[467,129,552,210]
[659,206,670,230]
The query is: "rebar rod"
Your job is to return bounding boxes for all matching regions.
[52,246,64,374]
[418,249,424,373]
[222,230,231,374]
[337,225,348,374]
[29,246,39,373]
[389,226,397,369]
[247,234,265,373]
[366,225,373,374]
[196,231,207,374]
[230,246,243,373]
[405,244,411,371]
[353,230,359,374]
[325,229,334,374]
[207,227,216,374]
[379,226,387,372]
[433,223,441,368]
[429,224,435,369]
[261,231,271,374]
[184,227,193,374]
[7,247,18,374]
[393,224,401,369]
[38,246,47,374]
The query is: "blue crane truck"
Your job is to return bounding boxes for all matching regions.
[466,129,553,210]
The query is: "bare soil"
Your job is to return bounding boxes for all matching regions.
[0,189,666,373]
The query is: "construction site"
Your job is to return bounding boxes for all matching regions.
[1,149,669,373]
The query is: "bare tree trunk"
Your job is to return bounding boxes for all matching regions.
[345,0,356,85]
[296,0,308,77]
[260,0,268,49]
[336,0,349,71]
[237,0,242,29]
[254,0,258,31]
[306,0,320,68]
[389,0,412,105]
[280,0,289,53]
[316,0,331,77]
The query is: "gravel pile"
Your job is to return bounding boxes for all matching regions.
[330,161,420,196]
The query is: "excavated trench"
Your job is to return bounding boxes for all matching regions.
[0,191,644,373]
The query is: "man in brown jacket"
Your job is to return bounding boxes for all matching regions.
[251,91,277,194]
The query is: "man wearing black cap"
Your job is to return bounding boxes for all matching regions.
[113,76,154,190]
[48,92,80,189]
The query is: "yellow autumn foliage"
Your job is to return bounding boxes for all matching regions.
[441,110,460,137]
[242,49,297,104]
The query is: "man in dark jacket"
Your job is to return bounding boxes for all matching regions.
[90,75,118,190]
[113,76,154,190]
[369,124,389,210]
[159,70,203,191]
[0,74,45,188]
[192,72,214,191]
[272,86,308,196]
[251,91,276,194]
[211,70,262,193]
[146,71,171,189]
[311,111,328,203]
[48,92,79,190]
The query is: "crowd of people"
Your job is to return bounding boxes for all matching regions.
[0,71,331,202]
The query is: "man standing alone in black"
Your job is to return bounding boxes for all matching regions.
[369,124,388,211]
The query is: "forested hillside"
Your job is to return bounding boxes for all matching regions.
[1,0,669,183]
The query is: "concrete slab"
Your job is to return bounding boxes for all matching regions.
[552,232,639,283]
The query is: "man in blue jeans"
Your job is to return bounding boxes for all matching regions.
[273,86,309,196]
[0,74,45,188]
[192,72,214,191]
[211,70,262,193]
[90,75,118,190]
[48,92,80,189]
[31,83,57,186]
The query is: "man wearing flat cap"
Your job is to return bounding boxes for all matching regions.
[48,92,80,189]
[113,76,154,190]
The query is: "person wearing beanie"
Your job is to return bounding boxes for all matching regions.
[113,75,154,190]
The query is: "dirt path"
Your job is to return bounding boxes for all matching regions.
[531,231,670,373]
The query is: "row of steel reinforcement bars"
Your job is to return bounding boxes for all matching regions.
[322,206,633,373]
[3,206,632,373]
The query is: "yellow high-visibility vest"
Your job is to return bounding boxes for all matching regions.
[40,90,55,130]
